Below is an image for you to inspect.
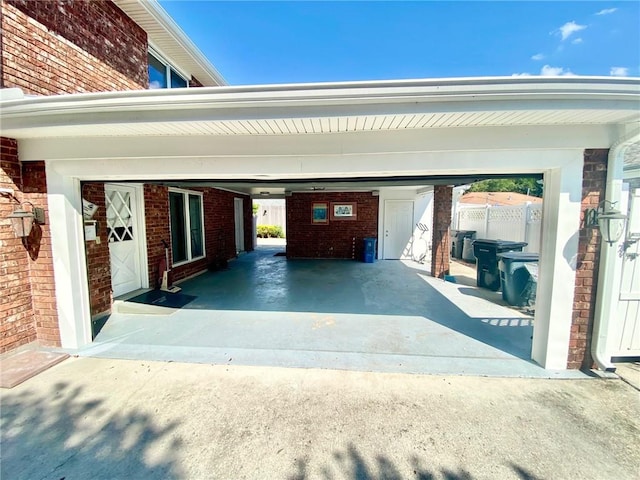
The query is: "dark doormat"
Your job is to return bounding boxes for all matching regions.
[126,290,197,309]
[274,252,286,257]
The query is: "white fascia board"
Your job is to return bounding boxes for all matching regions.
[1,78,637,138]
[2,77,639,114]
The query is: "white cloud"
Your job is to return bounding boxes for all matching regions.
[531,53,545,61]
[556,21,587,41]
[572,37,583,44]
[596,8,617,15]
[610,67,629,77]
[540,65,575,76]
[511,72,532,77]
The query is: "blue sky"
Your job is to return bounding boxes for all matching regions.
[159,1,640,85]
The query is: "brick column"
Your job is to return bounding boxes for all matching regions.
[431,186,453,279]
[82,183,112,318]
[22,161,60,347]
[243,196,254,253]
[1,137,37,352]
[567,149,608,369]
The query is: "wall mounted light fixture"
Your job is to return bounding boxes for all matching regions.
[5,201,45,238]
[0,188,44,242]
[585,200,627,246]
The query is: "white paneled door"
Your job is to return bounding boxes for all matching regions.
[613,187,640,357]
[383,200,414,259]
[105,184,142,297]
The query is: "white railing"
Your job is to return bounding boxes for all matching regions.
[455,203,543,253]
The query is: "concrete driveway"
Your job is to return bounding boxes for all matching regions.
[1,357,638,480]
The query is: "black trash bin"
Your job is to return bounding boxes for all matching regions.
[472,239,527,291]
[498,252,540,306]
[363,237,377,263]
[450,230,476,259]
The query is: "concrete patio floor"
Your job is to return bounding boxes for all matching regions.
[81,245,580,378]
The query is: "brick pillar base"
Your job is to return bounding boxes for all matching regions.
[568,149,607,369]
[431,186,453,279]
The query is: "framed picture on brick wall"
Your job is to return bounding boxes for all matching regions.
[312,202,328,224]
[330,202,357,221]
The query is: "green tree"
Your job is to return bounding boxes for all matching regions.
[465,178,542,197]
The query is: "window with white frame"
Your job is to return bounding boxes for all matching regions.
[148,50,188,89]
[169,189,205,264]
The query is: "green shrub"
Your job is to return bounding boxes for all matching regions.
[257,225,285,238]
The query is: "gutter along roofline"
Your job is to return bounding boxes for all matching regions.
[1,77,638,130]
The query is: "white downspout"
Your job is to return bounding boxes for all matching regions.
[591,129,639,371]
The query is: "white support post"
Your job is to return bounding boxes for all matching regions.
[484,204,491,238]
[45,162,92,349]
[532,154,583,369]
[522,202,531,246]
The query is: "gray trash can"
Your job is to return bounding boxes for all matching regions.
[450,230,476,259]
[498,252,540,306]
[462,237,476,262]
[472,239,528,291]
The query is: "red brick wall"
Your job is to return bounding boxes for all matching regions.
[568,149,608,369]
[0,140,61,353]
[143,185,171,288]
[0,137,37,353]
[144,186,249,285]
[1,0,147,94]
[286,192,378,259]
[21,162,59,346]
[82,183,111,317]
[0,0,151,353]
[189,76,204,88]
[431,186,452,279]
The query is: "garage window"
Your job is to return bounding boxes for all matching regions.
[169,189,205,265]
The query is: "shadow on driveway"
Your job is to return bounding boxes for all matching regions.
[0,382,182,479]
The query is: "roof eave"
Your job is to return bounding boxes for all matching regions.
[113,0,227,86]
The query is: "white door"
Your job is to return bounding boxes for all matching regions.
[613,187,640,356]
[105,184,142,297]
[234,198,245,253]
[383,200,414,259]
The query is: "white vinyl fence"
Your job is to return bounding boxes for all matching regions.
[255,201,286,235]
[455,203,543,253]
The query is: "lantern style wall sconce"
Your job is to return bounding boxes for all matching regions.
[585,200,627,246]
[1,188,46,240]
[7,202,45,238]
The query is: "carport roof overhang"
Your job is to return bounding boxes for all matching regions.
[1,76,639,184]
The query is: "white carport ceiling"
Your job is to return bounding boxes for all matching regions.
[5,109,634,139]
